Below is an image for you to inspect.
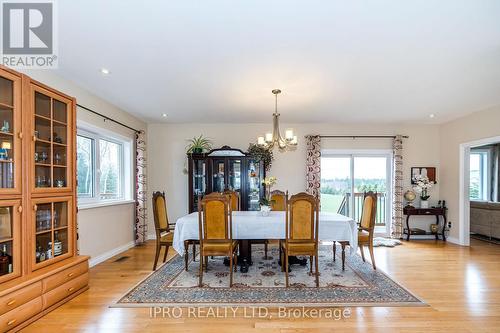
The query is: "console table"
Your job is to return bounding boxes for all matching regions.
[403,207,447,241]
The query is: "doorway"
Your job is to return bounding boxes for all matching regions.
[320,150,392,235]
[459,135,500,246]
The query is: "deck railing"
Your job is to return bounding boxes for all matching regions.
[337,192,387,226]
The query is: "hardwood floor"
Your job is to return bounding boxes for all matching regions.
[21,239,500,333]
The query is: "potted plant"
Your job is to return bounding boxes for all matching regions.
[412,175,435,208]
[247,143,274,172]
[186,135,212,154]
[260,176,277,216]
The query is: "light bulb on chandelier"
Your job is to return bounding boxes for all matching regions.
[257,89,298,151]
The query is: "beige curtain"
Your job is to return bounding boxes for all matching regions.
[391,135,404,239]
[135,130,148,244]
[306,135,321,199]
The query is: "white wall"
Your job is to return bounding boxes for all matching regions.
[439,105,500,243]
[20,69,147,264]
[148,123,441,233]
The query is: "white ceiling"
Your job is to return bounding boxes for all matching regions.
[55,1,500,124]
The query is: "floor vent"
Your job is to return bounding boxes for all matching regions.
[114,256,130,262]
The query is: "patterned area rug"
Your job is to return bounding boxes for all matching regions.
[373,237,403,247]
[116,245,424,307]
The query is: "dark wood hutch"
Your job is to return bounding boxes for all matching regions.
[187,146,266,213]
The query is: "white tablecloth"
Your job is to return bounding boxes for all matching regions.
[172,211,358,256]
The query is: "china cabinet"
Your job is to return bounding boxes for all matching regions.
[0,69,21,196]
[188,146,266,213]
[0,65,88,333]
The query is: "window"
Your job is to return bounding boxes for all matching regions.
[99,139,122,200]
[77,135,94,198]
[320,150,392,234]
[77,127,132,206]
[469,151,490,201]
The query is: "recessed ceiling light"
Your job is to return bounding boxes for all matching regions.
[100,68,110,75]
[429,114,435,118]
[162,113,167,118]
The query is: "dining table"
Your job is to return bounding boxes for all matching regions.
[173,211,358,272]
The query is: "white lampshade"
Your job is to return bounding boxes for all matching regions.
[265,133,273,143]
[257,136,265,145]
[285,129,294,140]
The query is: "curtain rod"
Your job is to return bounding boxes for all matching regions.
[76,104,140,133]
[310,135,409,139]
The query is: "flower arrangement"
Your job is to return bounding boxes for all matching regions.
[260,176,277,207]
[412,175,435,201]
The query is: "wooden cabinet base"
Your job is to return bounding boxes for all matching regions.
[0,256,89,333]
[7,285,88,333]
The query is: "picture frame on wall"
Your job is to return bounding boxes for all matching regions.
[411,167,437,184]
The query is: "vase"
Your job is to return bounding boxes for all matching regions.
[420,200,429,209]
[260,205,271,216]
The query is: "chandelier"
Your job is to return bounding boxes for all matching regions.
[257,89,298,151]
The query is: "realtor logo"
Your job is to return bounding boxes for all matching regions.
[1,0,57,68]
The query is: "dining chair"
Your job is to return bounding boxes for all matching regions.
[251,190,288,260]
[198,192,239,287]
[270,190,288,211]
[333,191,377,270]
[281,192,320,287]
[151,191,175,270]
[152,191,197,271]
[223,189,241,211]
[358,191,378,269]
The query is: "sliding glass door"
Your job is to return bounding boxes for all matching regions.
[321,151,392,234]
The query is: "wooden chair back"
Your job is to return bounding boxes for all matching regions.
[152,192,170,240]
[286,192,319,242]
[198,192,232,241]
[359,191,377,231]
[270,190,288,211]
[223,189,240,211]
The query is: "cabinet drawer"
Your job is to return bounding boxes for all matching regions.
[0,296,42,332]
[43,272,88,310]
[42,261,88,293]
[0,282,42,316]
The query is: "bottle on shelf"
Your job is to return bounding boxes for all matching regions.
[36,243,41,263]
[46,242,52,260]
[0,244,11,274]
[39,245,46,262]
[54,233,62,257]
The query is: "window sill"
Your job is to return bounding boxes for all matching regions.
[78,199,135,210]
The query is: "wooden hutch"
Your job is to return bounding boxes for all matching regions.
[0,65,88,332]
[187,146,266,212]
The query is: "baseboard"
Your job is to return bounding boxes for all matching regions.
[447,236,461,245]
[405,235,437,240]
[89,241,136,267]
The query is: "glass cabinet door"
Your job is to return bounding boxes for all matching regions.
[246,160,262,211]
[33,197,72,269]
[0,70,21,193]
[32,86,72,192]
[0,200,21,283]
[192,159,206,211]
[212,160,225,193]
[228,159,242,192]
